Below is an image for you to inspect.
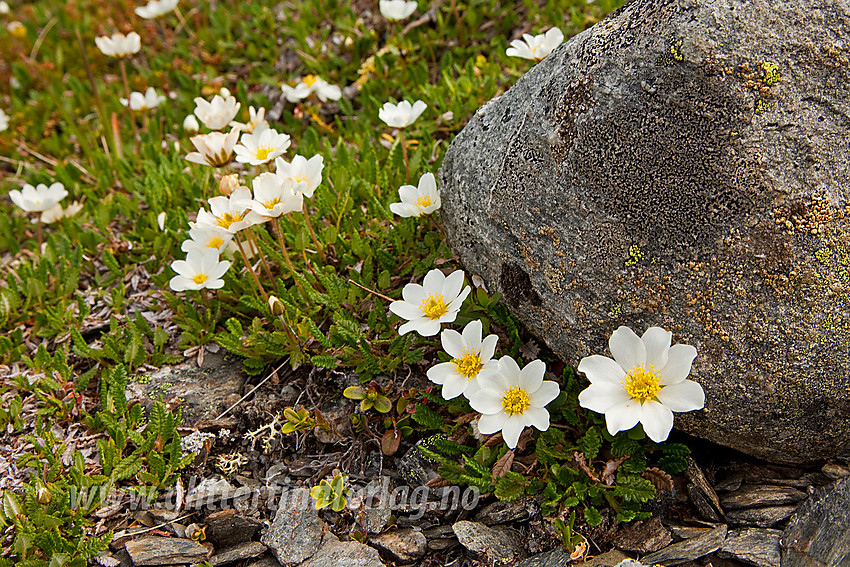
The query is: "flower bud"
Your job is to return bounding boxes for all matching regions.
[218,173,240,196]
[36,486,52,505]
[268,295,286,316]
[183,114,200,133]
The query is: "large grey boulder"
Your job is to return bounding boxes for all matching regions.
[440,0,850,464]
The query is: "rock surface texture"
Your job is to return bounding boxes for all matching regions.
[439,0,850,464]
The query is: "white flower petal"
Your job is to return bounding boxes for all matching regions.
[605,399,642,436]
[641,326,672,370]
[577,355,626,384]
[427,362,456,385]
[440,328,465,358]
[660,344,698,385]
[477,411,508,435]
[578,382,631,414]
[468,389,503,415]
[501,415,526,448]
[529,380,560,408]
[523,407,550,431]
[440,375,469,400]
[517,359,545,393]
[389,300,424,320]
[640,400,675,443]
[609,326,647,371]
[657,380,705,412]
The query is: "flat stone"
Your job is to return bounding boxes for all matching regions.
[517,548,629,567]
[439,0,850,466]
[246,556,281,567]
[209,542,268,566]
[614,516,673,553]
[124,536,210,566]
[204,510,263,547]
[453,520,526,566]
[299,533,385,567]
[260,488,324,565]
[184,477,237,509]
[717,528,781,567]
[726,505,797,527]
[669,525,715,541]
[781,477,850,566]
[641,524,727,566]
[720,486,807,510]
[126,350,246,427]
[474,495,541,525]
[363,506,392,534]
[370,528,426,563]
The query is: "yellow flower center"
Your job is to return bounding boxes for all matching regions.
[501,386,531,416]
[215,211,246,229]
[206,236,225,249]
[256,147,272,161]
[419,293,448,320]
[624,364,663,403]
[193,274,208,285]
[262,198,281,209]
[303,75,319,87]
[415,194,433,208]
[453,349,483,379]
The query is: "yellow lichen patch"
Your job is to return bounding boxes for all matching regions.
[625,244,644,267]
[755,99,770,113]
[668,39,684,62]
[760,61,781,86]
[815,247,833,267]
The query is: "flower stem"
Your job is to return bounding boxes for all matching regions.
[273,216,308,298]
[247,227,278,292]
[35,219,43,252]
[399,129,410,183]
[119,59,141,155]
[301,199,325,262]
[235,235,268,302]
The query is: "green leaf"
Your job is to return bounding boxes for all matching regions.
[311,354,338,369]
[584,505,603,526]
[495,471,528,502]
[613,475,656,503]
[411,403,444,430]
[577,426,602,459]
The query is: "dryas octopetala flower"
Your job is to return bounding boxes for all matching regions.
[135,0,178,19]
[9,182,68,213]
[379,0,417,21]
[281,75,342,103]
[185,128,240,167]
[427,320,500,401]
[169,249,231,292]
[389,269,470,336]
[120,87,166,111]
[40,201,83,223]
[275,154,324,198]
[230,106,268,134]
[193,188,265,233]
[468,357,560,449]
[577,326,705,443]
[389,172,440,217]
[183,114,200,133]
[249,172,303,218]
[180,225,233,254]
[233,127,291,166]
[506,27,564,61]
[378,99,427,128]
[193,94,241,131]
[95,32,142,58]
[0,108,8,132]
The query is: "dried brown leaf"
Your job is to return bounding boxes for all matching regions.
[601,456,628,486]
[492,449,515,479]
[574,451,600,483]
[426,475,452,489]
[644,466,674,492]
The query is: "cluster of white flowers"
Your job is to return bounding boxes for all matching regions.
[281,75,342,103]
[388,269,559,448]
[170,97,325,293]
[7,182,83,224]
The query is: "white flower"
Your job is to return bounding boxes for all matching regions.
[193,188,265,233]
[180,225,233,254]
[389,172,440,217]
[169,249,231,292]
[505,27,564,61]
[468,357,560,449]
[183,114,200,133]
[193,94,241,131]
[427,320,500,401]
[135,0,178,19]
[40,201,83,223]
[0,108,8,132]
[275,154,323,198]
[120,87,166,111]
[378,100,427,128]
[233,128,291,165]
[9,182,68,213]
[281,75,341,103]
[185,128,240,167]
[95,32,142,58]
[379,0,417,21]
[249,172,303,218]
[577,326,705,443]
[389,269,470,336]
[0,2,9,15]
[231,106,268,134]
